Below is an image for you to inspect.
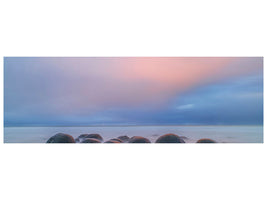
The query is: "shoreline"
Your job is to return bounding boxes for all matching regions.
[4,125,264,143]
[4,125,264,128]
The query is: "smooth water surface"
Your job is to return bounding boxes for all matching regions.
[4,125,263,143]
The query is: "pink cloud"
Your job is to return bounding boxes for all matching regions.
[38,57,262,114]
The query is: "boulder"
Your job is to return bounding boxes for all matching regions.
[117,135,130,142]
[81,138,101,143]
[47,133,75,143]
[128,136,151,143]
[105,139,121,143]
[110,138,123,143]
[155,133,185,143]
[75,134,89,142]
[196,138,216,143]
[84,134,103,142]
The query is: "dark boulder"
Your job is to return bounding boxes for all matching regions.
[117,135,130,142]
[155,133,185,143]
[81,138,101,143]
[128,136,151,143]
[75,134,89,142]
[110,138,123,143]
[105,139,121,143]
[47,133,75,143]
[196,138,216,143]
[84,134,103,142]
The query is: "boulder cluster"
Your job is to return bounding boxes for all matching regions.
[46,133,216,143]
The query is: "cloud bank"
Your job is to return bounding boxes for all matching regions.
[4,57,263,125]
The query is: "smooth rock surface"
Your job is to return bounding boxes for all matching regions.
[81,138,101,143]
[196,138,216,143]
[84,134,103,142]
[155,133,185,143]
[105,139,121,143]
[128,136,151,143]
[117,135,130,142]
[47,133,75,143]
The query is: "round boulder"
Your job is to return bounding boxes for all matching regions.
[196,138,216,143]
[128,136,151,143]
[47,133,75,143]
[117,135,130,142]
[105,139,121,143]
[84,134,103,142]
[109,138,123,143]
[155,133,185,143]
[81,138,101,143]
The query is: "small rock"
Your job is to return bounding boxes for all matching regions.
[155,133,185,143]
[47,133,75,143]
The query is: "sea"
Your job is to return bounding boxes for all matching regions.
[4,125,263,143]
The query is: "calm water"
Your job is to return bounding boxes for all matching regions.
[4,125,263,143]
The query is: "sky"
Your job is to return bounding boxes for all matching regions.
[4,57,263,126]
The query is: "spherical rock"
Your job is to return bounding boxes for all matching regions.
[47,133,75,143]
[84,134,103,142]
[196,138,216,143]
[110,138,123,143]
[81,138,101,143]
[75,134,89,142]
[105,139,121,143]
[128,136,151,143]
[155,133,185,143]
[117,135,130,142]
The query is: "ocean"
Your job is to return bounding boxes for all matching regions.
[4,125,263,143]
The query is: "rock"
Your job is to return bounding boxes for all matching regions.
[105,139,121,143]
[104,138,123,143]
[117,135,130,142]
[47,133,75,143]
[155,133,185,143]
[196,138,216,143]
[81,138,101,143]
[110,138,123,143]
[84,134,103,142]
[76,133,103,142]
[128,136,151,143]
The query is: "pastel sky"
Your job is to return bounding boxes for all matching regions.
[4,57,263,126]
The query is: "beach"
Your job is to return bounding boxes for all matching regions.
[4,125,263,143]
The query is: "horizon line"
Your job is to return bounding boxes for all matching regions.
[4,124,263,128]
